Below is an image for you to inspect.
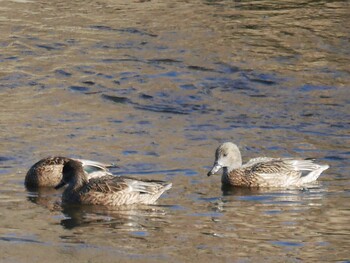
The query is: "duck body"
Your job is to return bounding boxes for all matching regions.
[56,160,172,206]
[208,142,329,188]
[25,156,113,188]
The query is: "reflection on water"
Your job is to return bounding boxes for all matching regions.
[0,0,349,262]
[60,203,169,231]
[26,187,62,211]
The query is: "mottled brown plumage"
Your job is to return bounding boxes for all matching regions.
[55,160,172,206]
[208,142,329,188]
[25,156,113,188]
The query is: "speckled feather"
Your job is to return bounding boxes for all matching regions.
[223,159,303,187]
[25,156,112,188]
[58,160,172,206]
[25,157,71,187]
[208,142,329,188]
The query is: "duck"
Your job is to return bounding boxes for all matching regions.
[55,159,172,206]
[25,156,113,188]
[207,142,329,188]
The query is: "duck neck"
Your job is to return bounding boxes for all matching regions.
[69,173,88,192]
[227,155,242,173]
[223,167,229,176]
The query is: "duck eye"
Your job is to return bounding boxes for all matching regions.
[223,153,227,157]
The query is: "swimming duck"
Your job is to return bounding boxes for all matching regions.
[55,159,172,206]
[207,142,329,188]
[25,156,113,188]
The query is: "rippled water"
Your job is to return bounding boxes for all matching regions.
[0,0,349,262]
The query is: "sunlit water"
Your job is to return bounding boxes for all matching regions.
[0,0,349,262]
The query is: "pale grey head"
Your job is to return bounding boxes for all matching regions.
[207,142,243,176]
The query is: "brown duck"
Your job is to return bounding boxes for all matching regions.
[55,160,172,206]
[25,156,113,188]
[207,142,329,188]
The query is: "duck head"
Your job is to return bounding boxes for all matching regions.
[55,160,88,189]
[207,142,242,176]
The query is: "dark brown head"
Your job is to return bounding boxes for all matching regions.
[55,160,87,190]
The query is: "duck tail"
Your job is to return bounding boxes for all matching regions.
[161,182,173,192]
[127,179,172,194]
[299,163,329,184]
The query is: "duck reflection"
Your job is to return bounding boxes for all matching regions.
[26,186,63,211]
[25,185,170,231]
[60,203,169,230]
[221,182,322,195]
[221,184,262,196]
[220,182,325,206]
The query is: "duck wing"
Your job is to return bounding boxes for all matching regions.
[76,159,115,169]
[245,159,302,187]
[122,177,172,194]
[74,158,114,178]
[82,176,128,194]
[83,176,172,195]
[281,159,329,184]
[242,157,276,168]
[245,158,327,187]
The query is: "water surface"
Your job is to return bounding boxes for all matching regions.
[0,0,349,262]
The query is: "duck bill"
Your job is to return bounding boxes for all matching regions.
[207,163,222,176]
[54,180,66,190]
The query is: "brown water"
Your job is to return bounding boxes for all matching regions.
[0,0,349,262]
